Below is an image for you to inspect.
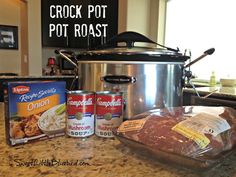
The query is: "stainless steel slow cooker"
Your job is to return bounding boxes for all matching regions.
[57,31,214,119]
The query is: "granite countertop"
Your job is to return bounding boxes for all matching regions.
[1,103,236,177]
[184,86,236,99]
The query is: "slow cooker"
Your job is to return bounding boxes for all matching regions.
[56,31,214,119]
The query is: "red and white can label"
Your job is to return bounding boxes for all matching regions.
[95,93,123,138]
[66,92,95,137]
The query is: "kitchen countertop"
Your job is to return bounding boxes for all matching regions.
[184,86,236,99]
[1,103,236,177]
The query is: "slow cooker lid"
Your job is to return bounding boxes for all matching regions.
[82,47,179,55]
[78,31,190,62]
[78,47,190,62]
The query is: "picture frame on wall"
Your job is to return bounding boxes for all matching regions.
[0,25,18,49]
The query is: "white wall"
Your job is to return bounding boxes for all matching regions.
[126,0,151,36]
[118,0,159,44]
[0,0,21,75]
[28,0,42,75]
[0,0,43,76]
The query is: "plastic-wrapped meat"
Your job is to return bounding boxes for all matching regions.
[115,106,236,169]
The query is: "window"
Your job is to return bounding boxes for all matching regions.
[165,0,236,80]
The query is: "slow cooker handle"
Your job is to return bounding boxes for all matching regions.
[184,48,215,68]
[55,49,77,67]
[105,31,156,47]
[103,31,179,52]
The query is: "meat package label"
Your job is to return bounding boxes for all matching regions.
[117,118,147,132]
[172,112,231,149]
[172,124,210,149]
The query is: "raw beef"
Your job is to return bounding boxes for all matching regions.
[117,106,236,159]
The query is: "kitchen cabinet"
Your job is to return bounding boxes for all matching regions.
[183,87,236,109]
[189,95,236,108]
[41,0,118,49]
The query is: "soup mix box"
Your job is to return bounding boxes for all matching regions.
[4,81,66,146]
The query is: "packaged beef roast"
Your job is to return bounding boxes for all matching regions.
[114,106,236,170]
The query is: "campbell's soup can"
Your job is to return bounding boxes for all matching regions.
[95,91,123,138]
[66,91,95,137]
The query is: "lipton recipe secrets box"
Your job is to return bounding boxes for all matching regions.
[4,81,66,146]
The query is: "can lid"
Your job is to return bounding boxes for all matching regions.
[96,91,123,95]
[67,90,95,95]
